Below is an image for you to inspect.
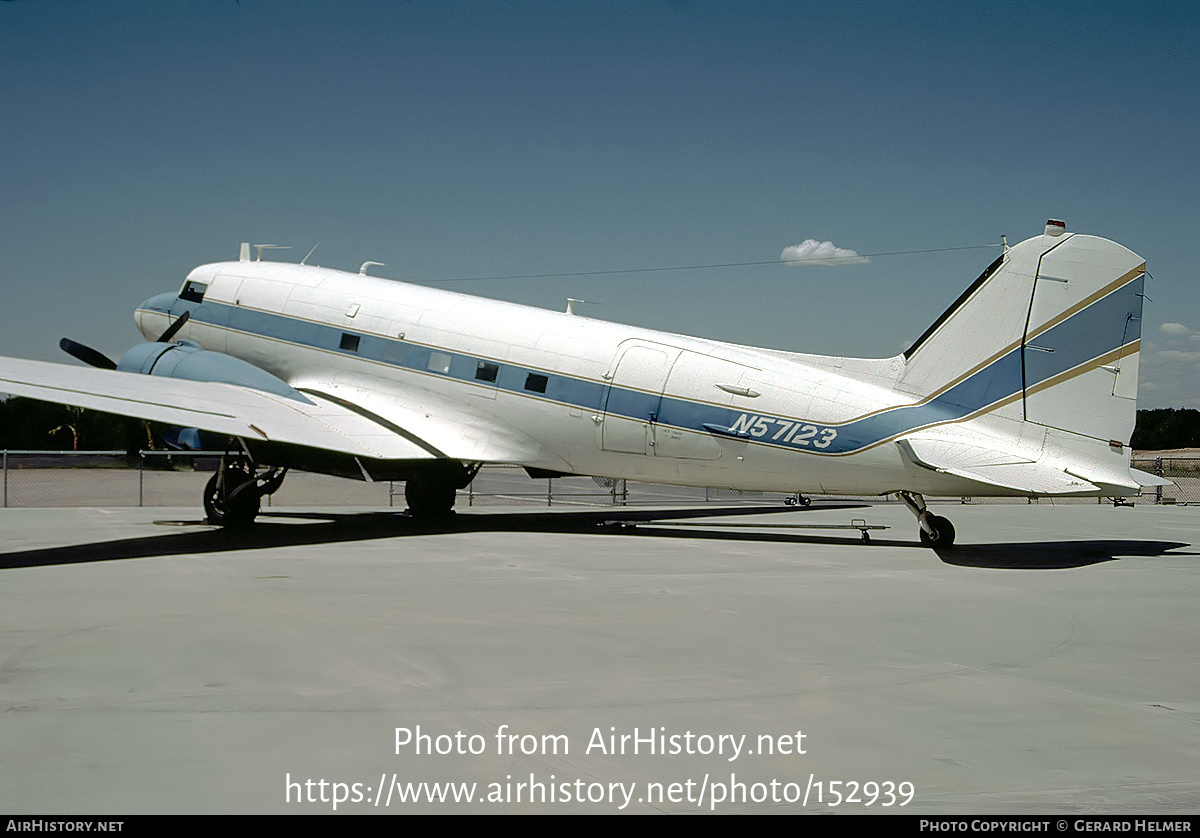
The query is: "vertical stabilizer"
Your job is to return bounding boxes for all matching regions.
[900,225,1145,445]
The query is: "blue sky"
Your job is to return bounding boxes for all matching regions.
[2,0,1198,407]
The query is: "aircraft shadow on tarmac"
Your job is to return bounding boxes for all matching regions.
[0,503,1190,571]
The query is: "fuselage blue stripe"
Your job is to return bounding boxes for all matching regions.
[154,274,1141,456]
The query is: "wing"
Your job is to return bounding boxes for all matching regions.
[0,357,436,461]
[294,372,546,464]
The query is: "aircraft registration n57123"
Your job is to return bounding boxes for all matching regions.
[0,219,1167,546]
[720,415,838,449]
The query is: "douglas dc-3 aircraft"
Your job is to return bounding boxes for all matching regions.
[0,220,1166,546]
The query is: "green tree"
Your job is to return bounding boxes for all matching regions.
[0,397,154,451]
[1131,408,1200,450]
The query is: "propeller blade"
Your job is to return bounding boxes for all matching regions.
[157,311,190,343]
[59,338,118,370]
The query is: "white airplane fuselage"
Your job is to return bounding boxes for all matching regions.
[130,229,1144,501]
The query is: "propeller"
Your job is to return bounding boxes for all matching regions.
[59,338,117,370]
[59,312,191,370]
[156,311,190,343]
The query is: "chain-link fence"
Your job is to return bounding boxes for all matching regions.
[0,451,1191,509]
[0,451,401,509]
[1133,457,1200,505]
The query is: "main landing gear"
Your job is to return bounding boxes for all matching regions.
[204,455,287,527]
[899,491,955,548]
[403,461,478,519]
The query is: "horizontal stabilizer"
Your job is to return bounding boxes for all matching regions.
[898,436,1098,495]
[1130,468,1173,488]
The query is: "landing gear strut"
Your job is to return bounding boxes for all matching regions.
[204,455,286,527]
[899,491,955,548]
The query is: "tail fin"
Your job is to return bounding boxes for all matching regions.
[899,222,1145,445]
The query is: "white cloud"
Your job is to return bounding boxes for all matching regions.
[1139,341,1200,407]
[1159,322,1193,336]
[1153,349,1200,363]
[780,239,869,266]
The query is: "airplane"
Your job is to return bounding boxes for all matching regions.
[0,219,1167,547]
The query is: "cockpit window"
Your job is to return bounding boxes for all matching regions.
[180,280,207,303]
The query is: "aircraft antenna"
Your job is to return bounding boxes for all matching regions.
[359,261,385,276]
[565,298,600,315]
[253,244,290,262]
[418,243,1006,285]
[301,243,320,265]
[1002,234,1009,252]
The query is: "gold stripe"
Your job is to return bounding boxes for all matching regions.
[750,264,1144,433]
[885,262,1145,416]
[1026,263,1145,342]
[818,339,1142,456]
[1024,340,1139,398]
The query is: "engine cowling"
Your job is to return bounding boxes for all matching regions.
[116,342,309,402]
[115,343,311,450]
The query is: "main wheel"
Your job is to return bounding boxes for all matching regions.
[204,471,261,527]
[918,515,955,548]
[404,479,458,518]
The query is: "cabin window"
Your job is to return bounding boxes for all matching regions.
[428,351,452,374]
[180,281,207,304]
[340,333,360,352]
[475,362,499,383]
[524,373,548,394]
[382,341,405,365]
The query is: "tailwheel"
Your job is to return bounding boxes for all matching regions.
[899,491,956,549]
[917,514,955,548]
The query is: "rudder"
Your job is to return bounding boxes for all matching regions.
[1020,231,1144,444]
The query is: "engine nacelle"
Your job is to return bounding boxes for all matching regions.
[116,342,309,402]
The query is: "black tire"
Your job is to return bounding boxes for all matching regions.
[404,479,458,518]
[918,515,955,548]
[204,472,261,527]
